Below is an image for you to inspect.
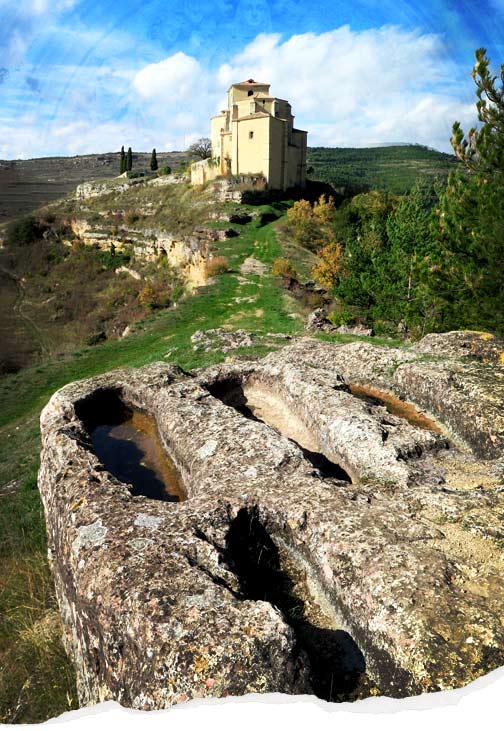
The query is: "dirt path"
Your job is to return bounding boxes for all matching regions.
[0,265,50,361]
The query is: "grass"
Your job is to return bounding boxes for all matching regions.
[0,197,407,722]
[0,417,78,722]
[0,204,304,722]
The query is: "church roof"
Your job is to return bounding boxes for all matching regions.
[236,111,271,121]
[228,78,270,90]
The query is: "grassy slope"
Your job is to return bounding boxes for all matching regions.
[307,144,458,194]
[0,205,300,722]
[0,197,404,722]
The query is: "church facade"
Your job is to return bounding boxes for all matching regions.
[191,79,307,191]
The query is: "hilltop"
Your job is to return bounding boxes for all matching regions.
[0,145,456,224]
[307,144,458,194]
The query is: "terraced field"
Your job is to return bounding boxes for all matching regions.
[0,151,186,222]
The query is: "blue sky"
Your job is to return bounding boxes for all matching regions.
[0,0,503,158]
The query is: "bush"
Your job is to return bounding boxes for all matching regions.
[124,209,140,226]
[5,216,44,247]
[138,280,173,309]
[327,309,353,327]
[159,166,172,176]
[285,195,336,250]
[311,241,342,289]
[205,255,229,278]
[271,257,297,279]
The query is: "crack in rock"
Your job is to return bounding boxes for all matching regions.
[38,339,504,709]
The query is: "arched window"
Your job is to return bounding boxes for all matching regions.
[248,90,253,96]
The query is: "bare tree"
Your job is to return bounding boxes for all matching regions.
[187,137,212,160]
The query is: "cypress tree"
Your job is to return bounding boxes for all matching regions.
[119,146,125,174]
[126,147,133,172]
[150,148,158,171]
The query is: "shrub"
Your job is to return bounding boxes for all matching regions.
[271,257,297,279]
[327,309,353,327]
[124,209,140,226]
[285,195,337,250]
[205,255,229,278]
[311,241,343,289]
[159,166,172,176]
[5,216,44,247]
[138,280,173,310]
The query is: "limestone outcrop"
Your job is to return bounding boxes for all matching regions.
[66,222,237,287]
[413,330,504,364]
[38,336,504,709]
[75,174,187,200]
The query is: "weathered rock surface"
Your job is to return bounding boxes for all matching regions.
[38,336,504,710]
[190,328,292,354]
[336,324,374,337]
[305,308,336,333]
[66,221,232,287]
[413,330,504,364]
[75,174,187,200]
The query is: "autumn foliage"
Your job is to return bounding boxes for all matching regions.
[311,241,343,289]
[271,257,297,279]
[285,195,337,251]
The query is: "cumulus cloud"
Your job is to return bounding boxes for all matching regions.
[216,27,476,150]
[126,26,477,155]
[1,25,480,157]
[133,52,204,100]
[130,51,224,150]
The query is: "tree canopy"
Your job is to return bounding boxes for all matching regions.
[187,138,212,160]
[431,48,504,333]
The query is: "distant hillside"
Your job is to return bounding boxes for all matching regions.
[306,144,459,195]
[0,151,186,222]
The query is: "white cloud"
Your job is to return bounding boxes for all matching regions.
[215,27,475,150]
[1,26,480,158]
[0,0,77,14]
[130,52,224,151]
[133,52,204,100]
[127,26,477,156]
[0,0,79,65]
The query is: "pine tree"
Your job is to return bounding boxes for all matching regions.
[150,148,158,171]
[126,147,133,172]
[119,146,125,174]
[431,48,504,334]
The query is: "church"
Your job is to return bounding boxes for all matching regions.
[191,79,307,191]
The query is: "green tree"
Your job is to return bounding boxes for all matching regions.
[119,145,125,174]
[450,48,504,173]
[150,148,158,171]
[431,48,504,334]
[126,147,133,172]
[332,191,397,312]
[376,181,440,333]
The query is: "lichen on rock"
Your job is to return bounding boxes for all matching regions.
[38,336,504,709]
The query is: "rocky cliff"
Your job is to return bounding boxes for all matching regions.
[38,334,504,708]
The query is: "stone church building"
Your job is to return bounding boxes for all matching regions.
[191,79,307,191]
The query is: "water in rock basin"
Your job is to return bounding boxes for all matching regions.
[91,409,185,502]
